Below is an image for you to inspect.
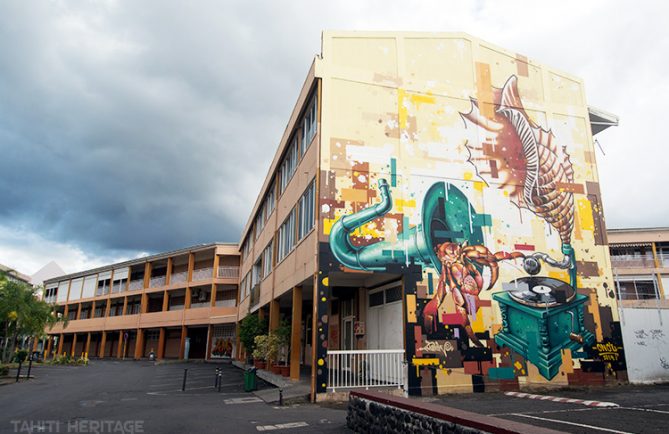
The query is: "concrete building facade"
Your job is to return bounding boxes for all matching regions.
[608,227,669,383]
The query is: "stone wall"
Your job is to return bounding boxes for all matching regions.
[347,395,485,434]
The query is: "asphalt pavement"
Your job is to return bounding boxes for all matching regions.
[0,360,349,434]
[427,383,669,433]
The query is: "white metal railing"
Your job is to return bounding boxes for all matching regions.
[327,349,405,392]
[610,254,655,268]
[170,271,188,284]
[192,267,213,281]
[218,266,240,279]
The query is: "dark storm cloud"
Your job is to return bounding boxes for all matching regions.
[1,0,668,270]
[0,0,322,253]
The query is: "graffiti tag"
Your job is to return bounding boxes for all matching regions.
[418,340,455,357]
[592,341,622,362]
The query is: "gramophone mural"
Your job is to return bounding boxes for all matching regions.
[317,34,624,395]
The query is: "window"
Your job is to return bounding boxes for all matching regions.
[301,93,318,155]
[279,136,298,194]
[264,182,275,220]
[616,277,660,300]
[252,259,262,287]
[298,179,316,240]
[262,241,273,278]
[254,208,264,240]
[277,208,296,262]
[241,236,253,260]
[240,271,251,300]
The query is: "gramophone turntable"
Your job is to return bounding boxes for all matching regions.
[493,253,594,380]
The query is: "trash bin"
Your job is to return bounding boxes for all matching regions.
[244,367,257,392]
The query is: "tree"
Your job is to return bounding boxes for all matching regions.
[238,314,267,363]
[0,271,66,363]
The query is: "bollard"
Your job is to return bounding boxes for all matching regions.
[182,368,188,392]
[217,372,222,393]
[279,388,283,406]
[15,362,22,383]
[214,368,220,388]
[26,356,33,380]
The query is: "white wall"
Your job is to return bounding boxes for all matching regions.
[620,307,669,383]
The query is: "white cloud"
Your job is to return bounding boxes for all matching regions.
[0,224,143,276]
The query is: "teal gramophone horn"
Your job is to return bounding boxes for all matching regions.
[329,178,484,271]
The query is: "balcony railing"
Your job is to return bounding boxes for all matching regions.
[192,267,213,281]
[610,255,656,269]
[128,279,144,291]
[218,266,240,279]
[170,271,188,284]
[149,276,166,288]
[327,349,405,392]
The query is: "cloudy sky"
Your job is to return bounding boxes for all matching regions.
[1,0,666,275]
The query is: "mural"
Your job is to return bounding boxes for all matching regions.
[315,34,624,395]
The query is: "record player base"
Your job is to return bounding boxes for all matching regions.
[492,292,594,380]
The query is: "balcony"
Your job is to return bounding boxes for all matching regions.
[218,266,240,279]
[128,279,144,291]
[192,267,213,281]
[610,254,656,269]
[170,271,188,284]
[149,275,166,288]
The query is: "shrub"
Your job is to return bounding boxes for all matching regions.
[239,314,267,358]
[0,365,8,376]
[252,335,269,360]
[13,349,29,363]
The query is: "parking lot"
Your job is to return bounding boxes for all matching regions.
[3,360,668,433]
[430,383,669,433]
[0,360,348,434]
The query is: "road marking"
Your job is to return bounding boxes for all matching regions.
[504,391,619,407]
[224,397,263,405]
[509,413,633,433]
[621,407,669,415]
[256,422,308,431]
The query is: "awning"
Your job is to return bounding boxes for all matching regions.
[609,242,652,248]
[589,106,619,135]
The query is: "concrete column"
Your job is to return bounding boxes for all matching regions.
[84,333,91,357]
[187,253,195,282]
[57,334,64,355]
[157,328,166,359]
[90,301,96,318]
[210,284,217,307]
[117,331,124,359]
[134,328,144,359]
[122,297,128,316]
[651,242,666,299]
[104,299,111,318]
[143,262,152,289]
[178,326,187,359]
[290,286,303,380]
[166,257,173,286]
[205,325,213,361]
[76,303,82,320]
[99,331,107,359]
[269,299,280,332]
[162,290,169,311]
[46,336,53,358]
[71,334,78,357]
[185,287,191,309]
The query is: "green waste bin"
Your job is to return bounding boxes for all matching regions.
[244,367,257,392]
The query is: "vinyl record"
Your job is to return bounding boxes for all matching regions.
[507,276,575,308]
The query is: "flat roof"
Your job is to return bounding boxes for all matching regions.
[44,242,237,285]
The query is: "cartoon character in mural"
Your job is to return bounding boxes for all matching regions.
[423,242,524,346]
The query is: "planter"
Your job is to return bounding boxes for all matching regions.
[271,364,282,375]
[254,359,266,370]
[279,365,290,377]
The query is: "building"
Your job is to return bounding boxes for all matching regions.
[236,31,621,399]
[46,31,624,400]
[608,227,669,383]
[0,263,32,286]
[43,243,240,361]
